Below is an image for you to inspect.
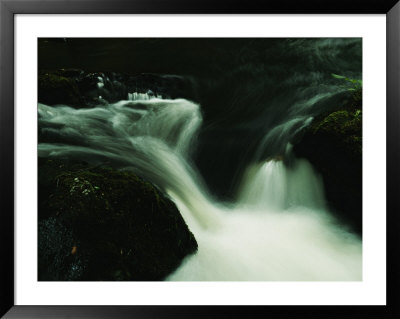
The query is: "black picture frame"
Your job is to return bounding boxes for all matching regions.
[1,0,399,318]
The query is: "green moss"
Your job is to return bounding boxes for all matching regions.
[311,109,362,156]
[293,106,362,234]
[38,159,198,281]
[38,73,82,106]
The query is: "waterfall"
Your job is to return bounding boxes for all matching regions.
[168,156,361,281]
[128,91,162,101]
[38,96,362,281]
[38,99,221,231]
[237,158,326,211]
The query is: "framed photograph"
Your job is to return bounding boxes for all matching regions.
[1,0,399,318]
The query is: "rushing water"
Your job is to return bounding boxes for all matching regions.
[38,98,361,281]
[38,38,362,280]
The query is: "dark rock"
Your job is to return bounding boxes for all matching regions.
[39,217,89,281]
[54,68,84,78]
[38,73,83,106]
[38,69,199,108]
[293,105,362,234]
[38,158,197,281]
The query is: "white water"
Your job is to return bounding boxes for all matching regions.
[128,91,163,101]
[38,95,362,281]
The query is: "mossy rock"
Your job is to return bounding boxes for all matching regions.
[38,69,199,108]
[293,109,362,234]
[38,73,83,106]
[311,109,362,156]
[38,158,198,281]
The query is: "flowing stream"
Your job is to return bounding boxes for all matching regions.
[38,90,362,281]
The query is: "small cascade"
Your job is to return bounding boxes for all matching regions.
[128,91,162,101]
[38,98,362,281]
[238,156,326,211]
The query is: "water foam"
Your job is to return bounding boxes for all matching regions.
[38,98,362,281]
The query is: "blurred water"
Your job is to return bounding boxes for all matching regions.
[38,38,362,280]
[38,94,361,281]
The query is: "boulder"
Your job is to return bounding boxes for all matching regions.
[293,92,362,234]
[38,72,83,106]
[38,158,197,281]
[38,69,198,108]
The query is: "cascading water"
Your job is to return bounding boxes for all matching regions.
[38,89,362,281]
[128,91,162,101]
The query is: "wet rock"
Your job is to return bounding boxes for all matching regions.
[38,73,83,107]
[39,217,88,281]
[38,158,198,281]
[38,69,199,108]
[293,103,362,234]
